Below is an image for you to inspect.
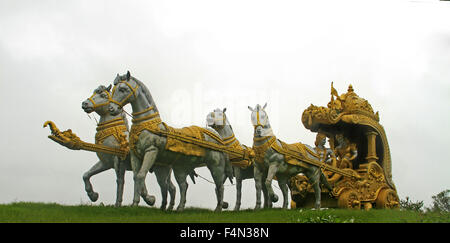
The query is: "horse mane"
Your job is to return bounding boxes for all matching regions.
[95,85,108,94]
[113,73,159,113]
[130,76,159,113]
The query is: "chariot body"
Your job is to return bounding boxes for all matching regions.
[289,84,399,210]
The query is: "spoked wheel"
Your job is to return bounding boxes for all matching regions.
[337,189,361,209]
[375,189,399,209]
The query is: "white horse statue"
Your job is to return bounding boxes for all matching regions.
[248,103,332,209]
[108,71,232,212]
[80,85,161,207]
[206,108,275,210]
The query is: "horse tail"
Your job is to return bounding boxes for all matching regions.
[189,169,198,184]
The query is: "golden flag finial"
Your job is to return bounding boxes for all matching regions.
[331,81,339,98]
[348,84,354,92]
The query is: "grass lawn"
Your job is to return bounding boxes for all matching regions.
[0,202,448,223]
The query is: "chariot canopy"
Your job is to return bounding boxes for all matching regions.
[301,83,395,190]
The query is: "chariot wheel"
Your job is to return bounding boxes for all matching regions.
[375,189,399,209]
[337,189,361,209]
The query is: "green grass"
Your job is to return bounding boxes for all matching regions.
[0,202,448,223]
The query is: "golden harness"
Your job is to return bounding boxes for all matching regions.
[252,135,359,179]
[223,134,254,169]
[110,80,140,108]
[128,111,255,161]
[95,117,128,148]
[252,136,277,164]
[88,90,112,109]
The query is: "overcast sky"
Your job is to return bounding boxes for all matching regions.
[0,0,449,210]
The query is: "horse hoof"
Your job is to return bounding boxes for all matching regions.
[88,192,99,202]
[131,202,139,207]
[222,202,229,209]
[143,195,156,206]
[160,205,167,211]
[176,206,185,212]
[254,205,261,210]
[214,207,222,213]
[114,202,122,207]
[167,204,174,211]
[234,205,241,211]
[272,194,279,203]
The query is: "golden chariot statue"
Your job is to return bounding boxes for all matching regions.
[290,83,399,210]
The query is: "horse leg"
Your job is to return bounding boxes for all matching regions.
[167,171,176,211]
[232,167,241,211]
[140,181,156,206]
[265,163,280,208]
[82,160,111,202]
[173,167,188,212]
[262,182,270,208]
[277,176,289,209]
[114,157,126,207]
[208,159,226,212]
[154,165,171,210]
[253,165,264,210]
[130,152,142,206]
[307,167,322,209]
[134,145,158,206]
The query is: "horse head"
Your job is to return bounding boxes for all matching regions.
[82,84,112,115]
[108,71,141,116]
[248,103,273,137]
[206,108,228,129]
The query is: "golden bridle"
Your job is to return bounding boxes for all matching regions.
[110,80,140,108]
[88,90,112,109]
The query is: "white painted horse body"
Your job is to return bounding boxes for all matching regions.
[108,71,232,212]
[249,103,331,209]
[207,108,273,210]
[81,85,176,209]
[81,85,161,207]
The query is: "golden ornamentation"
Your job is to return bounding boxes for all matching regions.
[128,115,255,162]
[375,188,400,209]
[43,121,129,159]
[129,116,163,158]
[164,124,221,157]
[223,135,254,169]
[301,84,395,190]
[252,136,276,164]
[289,84,399,209]
[337,189,361,209]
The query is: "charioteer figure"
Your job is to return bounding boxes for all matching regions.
[313,132,336,164]
[334,133,357,169]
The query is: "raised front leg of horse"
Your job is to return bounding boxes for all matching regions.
[265,162,281,208]
[134,145,159,206]
[82,160,112,202]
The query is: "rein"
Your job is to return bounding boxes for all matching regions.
[110,80,140,108]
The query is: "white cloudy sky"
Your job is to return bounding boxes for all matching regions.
[0,0,449,209]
